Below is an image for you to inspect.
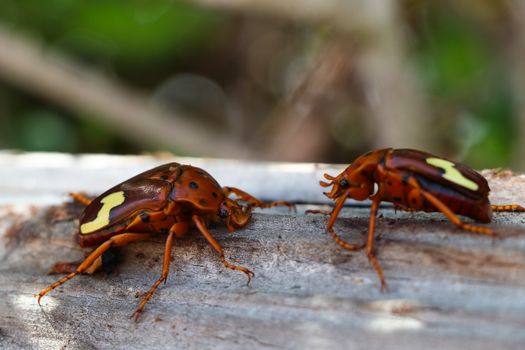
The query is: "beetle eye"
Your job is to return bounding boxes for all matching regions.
[339,178,349,188]
[219,208,229,218]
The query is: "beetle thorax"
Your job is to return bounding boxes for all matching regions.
[169,166,225,213]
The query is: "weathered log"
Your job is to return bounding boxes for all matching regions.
[1,153,524,350]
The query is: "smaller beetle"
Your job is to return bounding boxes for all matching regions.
[309,148,525,290]
[37,163,293,320]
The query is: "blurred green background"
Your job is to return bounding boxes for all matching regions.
[0,0,523,169]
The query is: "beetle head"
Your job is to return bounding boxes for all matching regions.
[320,172,372,201]
[219,198,252,232]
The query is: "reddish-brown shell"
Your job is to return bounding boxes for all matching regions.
[334,148,492,223]
[386,149,489,198]
[79,163,226,245]
[169,165,224,212]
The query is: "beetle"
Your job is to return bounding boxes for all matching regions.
[309,148,525,290]
[37,163,293,320]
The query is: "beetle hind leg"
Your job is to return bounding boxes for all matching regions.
[69,192,92,206]
[305,209,332,216]
[37,233,150,304]
[420,190,494,236]
[223,186,295,211]
[491,204,525,212]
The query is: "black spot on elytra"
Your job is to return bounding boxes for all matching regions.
[189,181,199,189]
[386,180,393,186]
[199,198,208,206]
[140,212,150,223]
[161,175,169,181]
[393,196,402,202]
[212,192,218,198]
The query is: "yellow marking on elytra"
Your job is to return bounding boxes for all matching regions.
[426,158,479,191]
[80,191,126,234]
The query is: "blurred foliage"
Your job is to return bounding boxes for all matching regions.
[0,0,521,168]
[0,0,227,154]
[411,3,517,168]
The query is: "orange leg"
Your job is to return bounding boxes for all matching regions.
[37,233,151,303]
[491,204,525,212]
[50,261,80,275]
[305,209,332,216]
[192,215,254,284]
[325,194,366,251]
[365,197,387,291]
[125,210,170,228]
[131,231,172,320]
[131,221,190,320]
[69,192,92,206]
[222,186,295,211]
[420,190,494,236]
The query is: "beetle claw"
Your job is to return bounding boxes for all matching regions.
[131,309,142,322]
[245,270,255,286]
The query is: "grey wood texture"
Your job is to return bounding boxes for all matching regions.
[1,153,525,350]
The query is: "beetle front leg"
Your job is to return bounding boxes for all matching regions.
[37,233,151,304]
[222,186,295,211]
[192,215,254,284]
[326,194,366,251]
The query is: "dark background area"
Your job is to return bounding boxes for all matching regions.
[0,0,524,169]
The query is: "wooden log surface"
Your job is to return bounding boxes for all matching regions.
[1,153,525,350]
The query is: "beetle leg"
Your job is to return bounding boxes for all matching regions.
[125,210,169,228]
[132,226,180,321]
[491,204,525,212]
[192,215,254,285]
[37,233,151,304]
[365,197,387,291]
[305,209,332,216]
[69,192,92,206]
[326,194,366,251]
[419,190,494,236]
[222,186,295,211]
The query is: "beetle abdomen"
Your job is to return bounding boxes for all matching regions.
[414,175,492,223]
[379,169,491,223]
